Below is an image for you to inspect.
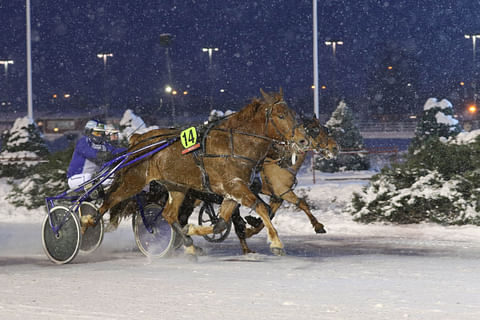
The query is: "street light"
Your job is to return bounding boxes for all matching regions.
[97,53,113,115]
[202,47,219,65]
[0,60,14,78]
[325,40,343,106]
[202,47,219,110]
[325,40,343,58]
[97,53,113,71]
[465,34,480,103]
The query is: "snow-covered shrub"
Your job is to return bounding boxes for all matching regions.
[7,145,73,209]
[350,98,480,226]
[0,117,49,178]
[316,101,370,172]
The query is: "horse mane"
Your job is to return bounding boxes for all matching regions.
[223,98,264,128]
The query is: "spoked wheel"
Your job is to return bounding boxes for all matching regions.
[132,203,176,257]
[42,206,82,264]
[198,202,232,243]
[78,202,104,254]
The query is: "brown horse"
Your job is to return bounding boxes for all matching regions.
[233,117,339,254]
[82,89,310,256]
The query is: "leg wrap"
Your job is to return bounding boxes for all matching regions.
[172,222,193,247]
[213,218,228,234]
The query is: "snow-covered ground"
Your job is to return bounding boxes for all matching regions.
[1,171,480,319]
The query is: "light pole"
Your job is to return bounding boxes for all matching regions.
[0,60,14,78]
[97,53,113,115]
[160,33,175,120]
[313,0,319,118]
[202,47,219,111]
[325,40,343,106]
[26,0,33,120]
[465,34,480,103]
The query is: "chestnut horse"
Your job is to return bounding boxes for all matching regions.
[82,89,310,256]
[233,117,339,254]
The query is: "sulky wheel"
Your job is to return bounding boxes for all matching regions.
[198,202,232,243]
[132,203,176,257]
[78,202,104,254]
[42,206,82,264]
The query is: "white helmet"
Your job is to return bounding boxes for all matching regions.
[85,120,106,143]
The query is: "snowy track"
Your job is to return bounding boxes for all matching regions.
[1,221,480,320]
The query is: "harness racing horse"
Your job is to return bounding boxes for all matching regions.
[232,117,339,254]
[83,89,311,256]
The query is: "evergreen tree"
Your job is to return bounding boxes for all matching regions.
[316,101,370,172]
[350,98,480,226]
[7,145,73,209]
[409,98,461,152]
[366,44,420,119]
[0,117,49,178]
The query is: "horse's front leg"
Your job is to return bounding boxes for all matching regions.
[245,197,283,238]
[228,183,285,256]
[280,190,326,234]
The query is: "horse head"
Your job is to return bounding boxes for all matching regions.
[303,116,339,159]
[259,88,310,153]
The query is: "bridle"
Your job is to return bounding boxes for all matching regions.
[263,99,308,152]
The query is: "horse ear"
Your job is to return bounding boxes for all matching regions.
[279,87,284,98]
[260,88,273,103]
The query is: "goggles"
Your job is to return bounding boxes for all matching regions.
[92,130,105,137]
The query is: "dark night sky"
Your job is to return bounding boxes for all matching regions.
[1,0,480,118]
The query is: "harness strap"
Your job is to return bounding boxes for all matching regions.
[192,151,213,193]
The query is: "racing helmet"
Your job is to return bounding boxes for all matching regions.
[105,124,120,142]
[85,120,106,144]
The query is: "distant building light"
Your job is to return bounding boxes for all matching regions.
[172,90,177,95]
[468,105,477,113]
[183,91,188,95]
[53,94,58,99]
[409,115,417,119]
[220,89,225,93]
[165,85,172,93]
[460,81,465,86]
[321,85,327,90]
[53,127,59,132]
[387,66,393,70]
[64,93,71,99]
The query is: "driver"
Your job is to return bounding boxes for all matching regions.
[67,120,125,190]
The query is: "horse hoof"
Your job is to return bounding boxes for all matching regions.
[242,249,255,255]
[315,226,327,234]
[186,253,198,263]
[193,245,206,256]
[271,247,286,256]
